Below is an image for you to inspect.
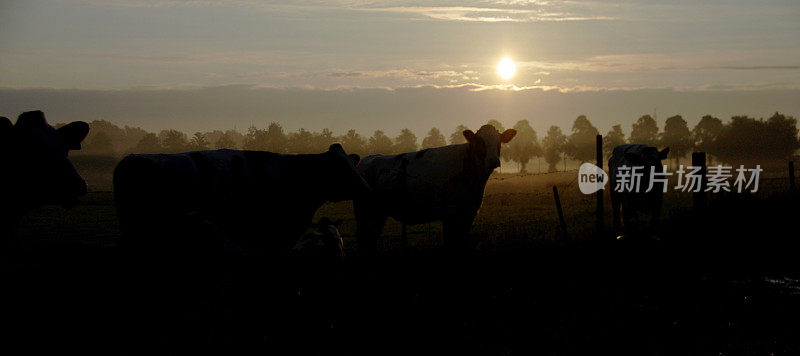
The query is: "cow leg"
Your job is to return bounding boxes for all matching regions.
[611,191,621,236]
[442,212,476,254]
[354,200,386,255]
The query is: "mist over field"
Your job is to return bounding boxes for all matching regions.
[3,86,799,135]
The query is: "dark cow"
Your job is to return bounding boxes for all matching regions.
[292,217,345,263]
[0,111,89,256]
[609,144,670,238]
[113,143,370,255]
[354,124,516,253]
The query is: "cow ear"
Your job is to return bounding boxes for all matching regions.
[57,121,90,150]
[15,110,47,129]
[624,152,644,165]
[500,129,517,143]
[462,129,477,143]
[349,154,361,166]
[658,147,670,160]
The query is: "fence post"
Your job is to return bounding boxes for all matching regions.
[692,152,707,212]
[553,186,568,238]
[790,161,796,190]
[596,135,604,235]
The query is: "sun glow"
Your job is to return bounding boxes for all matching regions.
[497,58,516,79]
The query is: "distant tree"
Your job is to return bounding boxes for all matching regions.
[340,129,367,156]
[131,133,161,154]
[214,133,237,149]
[311,128,336,153]
[189,132,210,151]
[565,115,599,163]
[692,115,724,164]
[486,120,505,132]
[660,115,692,167]
[629,115,659,146]
[603,125,626,159]
[505,120,541,173]
[543,125,567,172]
[84,131,115,155]
[393,128,418,153]
[287,128,314,154]
[714,113,800,164]
[159,129,188,153]
[450,124,469,145]
[421,128,446,149]
[264,122,287,153]
[367,130,394,154]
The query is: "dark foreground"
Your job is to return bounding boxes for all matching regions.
[4,192,800,355]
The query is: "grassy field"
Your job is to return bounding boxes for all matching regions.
[9,156,800,355]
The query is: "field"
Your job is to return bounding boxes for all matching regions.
[8,156,800,355]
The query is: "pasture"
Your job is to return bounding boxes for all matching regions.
[9,156,800,355]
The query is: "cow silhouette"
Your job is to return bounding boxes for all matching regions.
[0,111,89,258]
[609,144,670,238]
[114,143,370,256]
[354,124,516,253]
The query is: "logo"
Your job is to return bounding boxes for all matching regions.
[578,163,608,194]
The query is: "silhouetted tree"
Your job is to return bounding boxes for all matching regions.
[189,132,210,151]
[159,129,188,153]
[603,125,626,159]
[450,124,469,145]
[421,128,446,149]
[84,131,115,155]
[311,128,336,153]
[629,114,659,146]
[505,120,541,173]
[393,128,418,153]
[340,129,367,156]
[660,115,692,167]
[287,128,314,154]
[543,125,566,172]
[487,120,505,132]
[215,133,237,149]
[131,132,161,154]
[693,115,724,164]
[714,113,800,164]
[367,130,393,155]
[565,115,599,163]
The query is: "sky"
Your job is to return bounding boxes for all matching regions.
[1,0,799,135]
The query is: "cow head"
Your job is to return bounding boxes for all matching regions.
[0,111,90,211]
[624,146,670,170]
[463,124,517,174]
[324,144,371,201]
[292,217,344,261]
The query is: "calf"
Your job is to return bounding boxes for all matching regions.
[292,217,345,263]
[0,111,89,256]
[354,124,516,253]
[609,144,670,237]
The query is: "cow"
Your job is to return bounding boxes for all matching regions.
[354,124,516,254]
[609,144,670,238]
[113,143,370,256]
[113,144,370,351]
[292,217,345,263]
[0,111,89,258]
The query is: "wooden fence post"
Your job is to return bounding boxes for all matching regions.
[553,186,568,238]
[596,134,604,235]
[692,152,707,212]
[790,161,796,190]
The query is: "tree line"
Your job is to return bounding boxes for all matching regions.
[66,112,799,173]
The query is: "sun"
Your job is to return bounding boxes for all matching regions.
[497,57,516,79]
